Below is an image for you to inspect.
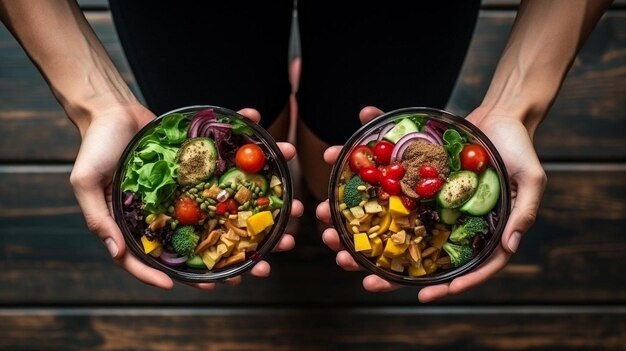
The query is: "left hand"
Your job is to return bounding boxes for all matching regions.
[316,105,546,302]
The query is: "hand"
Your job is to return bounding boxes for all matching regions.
[316,106,546,302]
[69,104,303,290]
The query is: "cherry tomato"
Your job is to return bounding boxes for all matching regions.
[359,166,380,185]
[215,202,228,215]
[256,197,270,208]
[400,195,418,210]
[174,196,205,225]
[236,144,266,173]
[380,177,402,195]
[348,145,376,172]
[418,163,439,179]
[381,162,406,180]
[415,177,444,199]
[372,140,394,166]
[460,144,489,173]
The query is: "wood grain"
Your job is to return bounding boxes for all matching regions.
[1,166,624,304]
[0,307,625,351]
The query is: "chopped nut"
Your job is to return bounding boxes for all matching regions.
[414,236,423,244]
[226,220,248,237]
[214,252,246,269]
[408,242,422,263]
[414,225,426,237]
[436,256,451,266]
[234,186,253,204]
[368,232,380,239]
[224,229,241,242]
[351,226,360,234]
[415,218,422,226]
[368,225,381,234]
[357,185,367,191]
[422,247,437,258]
[148,213,171,231]
[390,230,406,245]
[196,229,223,253]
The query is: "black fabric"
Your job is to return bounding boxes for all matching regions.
[109,1,480,143]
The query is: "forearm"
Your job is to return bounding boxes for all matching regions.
[480,0,612,135]
[0,0,136,133]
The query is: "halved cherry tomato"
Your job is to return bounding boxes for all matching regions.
[174,196,205,225]
[415,177,444,199]
[372,140,394,166]
[348,145,376,172]
[400,195,418,210]
[418,163,439,179]
[256,197,270,208]
[460,144,488,173]
[359,166,380,185]
[381,162,405,180]
[236,144,266,173]
[215,199,239,215]
[380,177,402,195]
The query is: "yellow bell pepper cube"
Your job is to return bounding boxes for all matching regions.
[382,239,408,258]
[354,233,372,253]
[389,195,410,218]
[408,264,427,277]
[141,235,161,254]
[376,255,391,269]
[366,236,383,257]
[376,211,392,234]
[246,211,274,236]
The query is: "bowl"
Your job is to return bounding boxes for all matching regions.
[112,105,292,283]
[328,107,510,286]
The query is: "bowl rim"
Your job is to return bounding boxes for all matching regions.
[112,105,293,283]
[328,106,511,286]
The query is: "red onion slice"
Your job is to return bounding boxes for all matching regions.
[160,252,188,266]
[391,132,440,161]
[359,133,380,146]
[376,123,395,142]
[423,124,444,145]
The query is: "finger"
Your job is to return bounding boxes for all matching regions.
[223,275,242,286]
[273,234,295,252]
[117,252,174,290]
[336,250,361,271]
[315,200,332,224]
[502,168,547,253]
[290,199,304,218]
[237,108,261,124]
[417,283,451,303]
[250,260,271,278]
[72,179,126,260]
[362,274,401,293]
[277,142,296,161]
[446,247,511,296]
[188,282,217,291]
[323,146,343,165]
[321,228,344,252]
[359,106,385,125]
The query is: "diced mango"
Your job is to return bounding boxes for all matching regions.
[148,245,163,258]
[246,211,274,236]
[430,229,451,249]
[408,264,427,277]
[366,236,384,257]
[377,211,392,234]
[141,235,161,254]
[354,233,372,252]
[382,239,408,258]
[389,196,410,218]
[376,255,391,269]
[338,184,345,203]
[389,219,401,232]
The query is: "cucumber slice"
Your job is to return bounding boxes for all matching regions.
[460,167,501,216]
[177,137,217,185]
[383,118,419,144]
[440,207,462,225]
[186,255,206,269]
[436,171,478,209]
[218,168,269,195]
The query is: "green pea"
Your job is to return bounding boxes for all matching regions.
[200,203,207,211]
[196,182,205,190]
[189,188,198,194]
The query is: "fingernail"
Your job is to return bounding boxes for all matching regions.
[507,232,521,253]
[105,238,119,257]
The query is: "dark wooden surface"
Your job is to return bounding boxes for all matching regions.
[1,3,625,351]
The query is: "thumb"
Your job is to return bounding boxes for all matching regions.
[502,167,547,253]
[71,177,126,259]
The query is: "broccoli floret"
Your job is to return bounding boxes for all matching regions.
[449,216,488,244]
[343,175,366,208]
[443,242,473,268]
[171,226,199,256]
[269,193,284,210]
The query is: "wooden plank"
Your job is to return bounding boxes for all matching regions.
[0,165,625,304]
[0,13,139,162]
[448,11,626,161]
[1,11,625,162]
[0,307,624,350]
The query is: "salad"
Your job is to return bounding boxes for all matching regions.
[119,107,287,272]
[335,112,502,278]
